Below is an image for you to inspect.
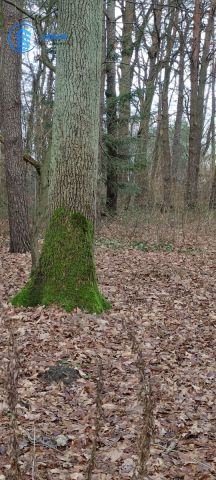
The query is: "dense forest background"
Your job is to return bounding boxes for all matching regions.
[1,0,216,239]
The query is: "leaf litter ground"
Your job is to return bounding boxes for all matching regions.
[0,219,216,480]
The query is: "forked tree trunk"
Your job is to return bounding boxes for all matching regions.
[12,0,111,313]
[1,0,30,252]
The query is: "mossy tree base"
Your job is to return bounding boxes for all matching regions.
[12,209,111,314]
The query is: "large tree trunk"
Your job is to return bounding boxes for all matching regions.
[12,0,110,313]
[106,0,118,214]
[1,0,30,252]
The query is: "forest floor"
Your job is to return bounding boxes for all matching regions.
[0,216,216,480]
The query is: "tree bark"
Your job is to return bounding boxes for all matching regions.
[172,25,188,187]
[106,0,118,214]
[136,1,162,205]
[30,64,54,269]
[185,0,216,208]
[0,7,6,217]
[97,0,106,221]
[12,0,110,313]
[1,0,30,252]
[185,0,201,208]
[118,0,135,183]
[160,1,178,210]
[209,168,216,208]
[209,37,216,209]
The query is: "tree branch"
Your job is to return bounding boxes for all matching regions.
[23,152,41,175]
[2,0,56,73]
[2,0,35,21]
[35,19,56,73]
[0,133,41,175]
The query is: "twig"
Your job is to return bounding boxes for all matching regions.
[4,306,21,480]
[32,424,36,480]
[85,361,103,480]
[2,0,56,73]
[123,319,154,480]
[2,0,35,21]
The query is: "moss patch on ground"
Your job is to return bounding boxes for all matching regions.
[12,208,111,314]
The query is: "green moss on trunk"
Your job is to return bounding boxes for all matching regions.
[12,209,111,313]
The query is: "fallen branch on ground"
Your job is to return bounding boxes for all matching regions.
[2,305,21,480]
[124,318,154,479]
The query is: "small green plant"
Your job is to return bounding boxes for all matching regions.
[131,241,149,251]
[96,238,125,249]
[131,240,174,252]
[152,241,174,252]
[4,410,13,417]
[97,237,175,253]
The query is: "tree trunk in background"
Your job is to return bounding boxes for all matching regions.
[136,1,162,205]
[106,0,118,214]
[118,0,135,184]
[12,0,110,314]
[30,64,54,269]
[172,28,186,188]
[209,168,216,208]
[185,0,201,208]
[25,62,42,220]
[160,87,172,211]
[160,2,177,210]
[1,0,30,252]
[150,113,161,184]
[209,37,216,209]
[97,0,106,221]
[0,3,2,130]
[185,0,216,208]
[0,8,6,216]
[150,79,163,197]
